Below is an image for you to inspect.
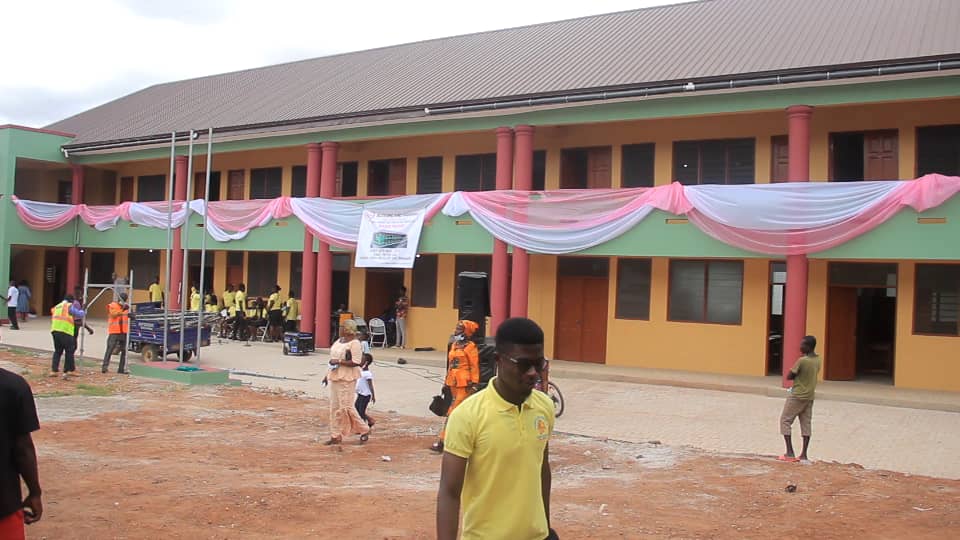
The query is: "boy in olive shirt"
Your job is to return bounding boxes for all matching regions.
[779,335,821,462]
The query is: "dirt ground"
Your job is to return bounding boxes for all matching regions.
[2,348,958,540]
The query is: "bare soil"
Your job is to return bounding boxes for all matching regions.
[3,349,957,539]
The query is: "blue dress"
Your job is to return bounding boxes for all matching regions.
[16,285,30,313]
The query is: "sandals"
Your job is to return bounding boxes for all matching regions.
[777,454,800,463]
[430,441,444,453]
[323,438,342,446]
[359,433,369,444]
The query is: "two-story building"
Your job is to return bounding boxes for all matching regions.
[2,0,959,390]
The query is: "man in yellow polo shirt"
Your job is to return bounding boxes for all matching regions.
[437,317,557,540]
[148,276,163,307]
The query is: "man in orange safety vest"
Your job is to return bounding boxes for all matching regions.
[102,293,130,374]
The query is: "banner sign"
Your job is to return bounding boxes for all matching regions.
[354,208,427,268]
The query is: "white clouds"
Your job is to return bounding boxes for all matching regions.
[1,0,678,127]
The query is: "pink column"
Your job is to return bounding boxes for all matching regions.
[315,141,338,345]
[66,164,84,292]
[783,105,813,387]
[491,127,514,333]
[510,125,534,318]
[169,156,188,310]
[300,143,322,333]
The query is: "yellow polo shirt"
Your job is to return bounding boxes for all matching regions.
[148,283,163,302]
[285,298,300,322]
[444,378,554,540]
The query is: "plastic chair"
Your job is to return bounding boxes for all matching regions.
[368,318,387,348]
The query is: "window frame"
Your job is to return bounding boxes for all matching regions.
[913,263,960,337]
[667,259,744,325]
[136,174,166,202]
[417,156,444,194]
[249,167,283,200]
[411,254,439,308]
[672,138,756,185]
[614,257,652,320]
[916,124,960,177]
[620,143,656,188]
[454,153,497,192]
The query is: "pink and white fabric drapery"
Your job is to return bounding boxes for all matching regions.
[9,175,960,255]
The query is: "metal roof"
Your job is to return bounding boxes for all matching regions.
[49,0,960,145]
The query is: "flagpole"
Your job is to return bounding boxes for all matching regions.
[179,130,194,363]
[196,127,213,359]
[162,132,175,362]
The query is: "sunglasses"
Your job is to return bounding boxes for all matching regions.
[503,355,547,373]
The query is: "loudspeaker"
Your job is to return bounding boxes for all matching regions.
[457,271,490,338]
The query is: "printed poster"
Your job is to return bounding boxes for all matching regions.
[354,207,427,268]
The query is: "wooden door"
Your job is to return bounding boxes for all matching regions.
[864,131,898,180]
[364,270,403,322]
[554,277,584,362]
[388,159,407,195]
[119,177,134,203]
[587,147,612,188]
[826,287,858,380]
[771,135,789,182]
[554,276,608,363]
[227,170,245,200]
[560,151,579,189]
[227,265,244,289]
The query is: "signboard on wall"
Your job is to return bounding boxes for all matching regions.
[354,208,427,269]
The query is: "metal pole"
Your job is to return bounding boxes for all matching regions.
[196,127,213,360]
[163,132,176,362]
[79,268,89,360]
[124,269,133,364]
[179,130,195,363]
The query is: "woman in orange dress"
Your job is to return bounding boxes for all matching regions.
[431,320,480,452]
[324,319,371,445]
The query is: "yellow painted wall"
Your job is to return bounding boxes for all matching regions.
[406,254,461,351]
[528,255,559,357]
[605,258,770,376]
[894,262,960,391]
[805,259,829,379]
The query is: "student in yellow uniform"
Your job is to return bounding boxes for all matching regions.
[437,317,556,540]
[283,291,300,332]
[189,286,201,312]
[266,285,283,342]
[234,284,247,315]
[222,284,236,316]
[148,275,163,307]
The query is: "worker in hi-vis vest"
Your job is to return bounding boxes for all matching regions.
[102,292,130,374]
[50,294,85,377]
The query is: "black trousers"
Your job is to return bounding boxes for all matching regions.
[102,333,127,373]
[7,307,18,329]
[51,331,76,372]
[355,393,372,424]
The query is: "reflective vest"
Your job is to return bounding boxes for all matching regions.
[107,302,129,335]
[50,301,74,334]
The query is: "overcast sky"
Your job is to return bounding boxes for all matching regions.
[2,0,681,128]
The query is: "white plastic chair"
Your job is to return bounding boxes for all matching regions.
[368,318,387,348]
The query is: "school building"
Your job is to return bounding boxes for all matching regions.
[2,0,959,391]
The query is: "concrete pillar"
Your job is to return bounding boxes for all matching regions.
[300,143,322,333]
[315,142,338,345]
[66,164,84,292]
[170,156,188,310]
[783,105,813,387]
[491,127,514,333]
[510,125,534,317]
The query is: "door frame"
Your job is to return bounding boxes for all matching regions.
[825,278,899,383]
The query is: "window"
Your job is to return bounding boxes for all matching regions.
[532,150,546,191]
[246,252,278,297]
[453,255,491,308]
[621,144,655,188]
[455,154,497,192]
[119,176,134,202]
[227,170,245,200]
[917,125,960,176]
[668,260,743,324]
[249,167,282,199]
[615,258,652,319]
[337,162,359,197]
[368,159,406,196]
[771,135,789,183]
[411,254,439,307]
[128,250,160,289]
[673,139,755,185]
[57,180,72,204]
[193,171,221,201]
[914,264,960,336]
[417,157,443,194]
[289,252,302,297]
[137,175,166,202]
[90,252,115,285]
[292,166,307,197]
[830,131,898,181]
[561,147,612,188]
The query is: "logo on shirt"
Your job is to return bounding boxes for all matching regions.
[534,415,549,440]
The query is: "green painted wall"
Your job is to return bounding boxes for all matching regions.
[72,75,960,165]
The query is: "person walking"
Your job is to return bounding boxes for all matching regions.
[323,319,370,445]
[431,320,480,453]
[5,281,19,330]
[778,335,822,463]
[0,366,43,539]
[437,317,556,540]
[16,281,31,323]
[354,353,376,428]
[394,286,409,349]
[102,293,130,374]
[50,294,85,377]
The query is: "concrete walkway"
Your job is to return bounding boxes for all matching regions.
[3,318,960,479]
